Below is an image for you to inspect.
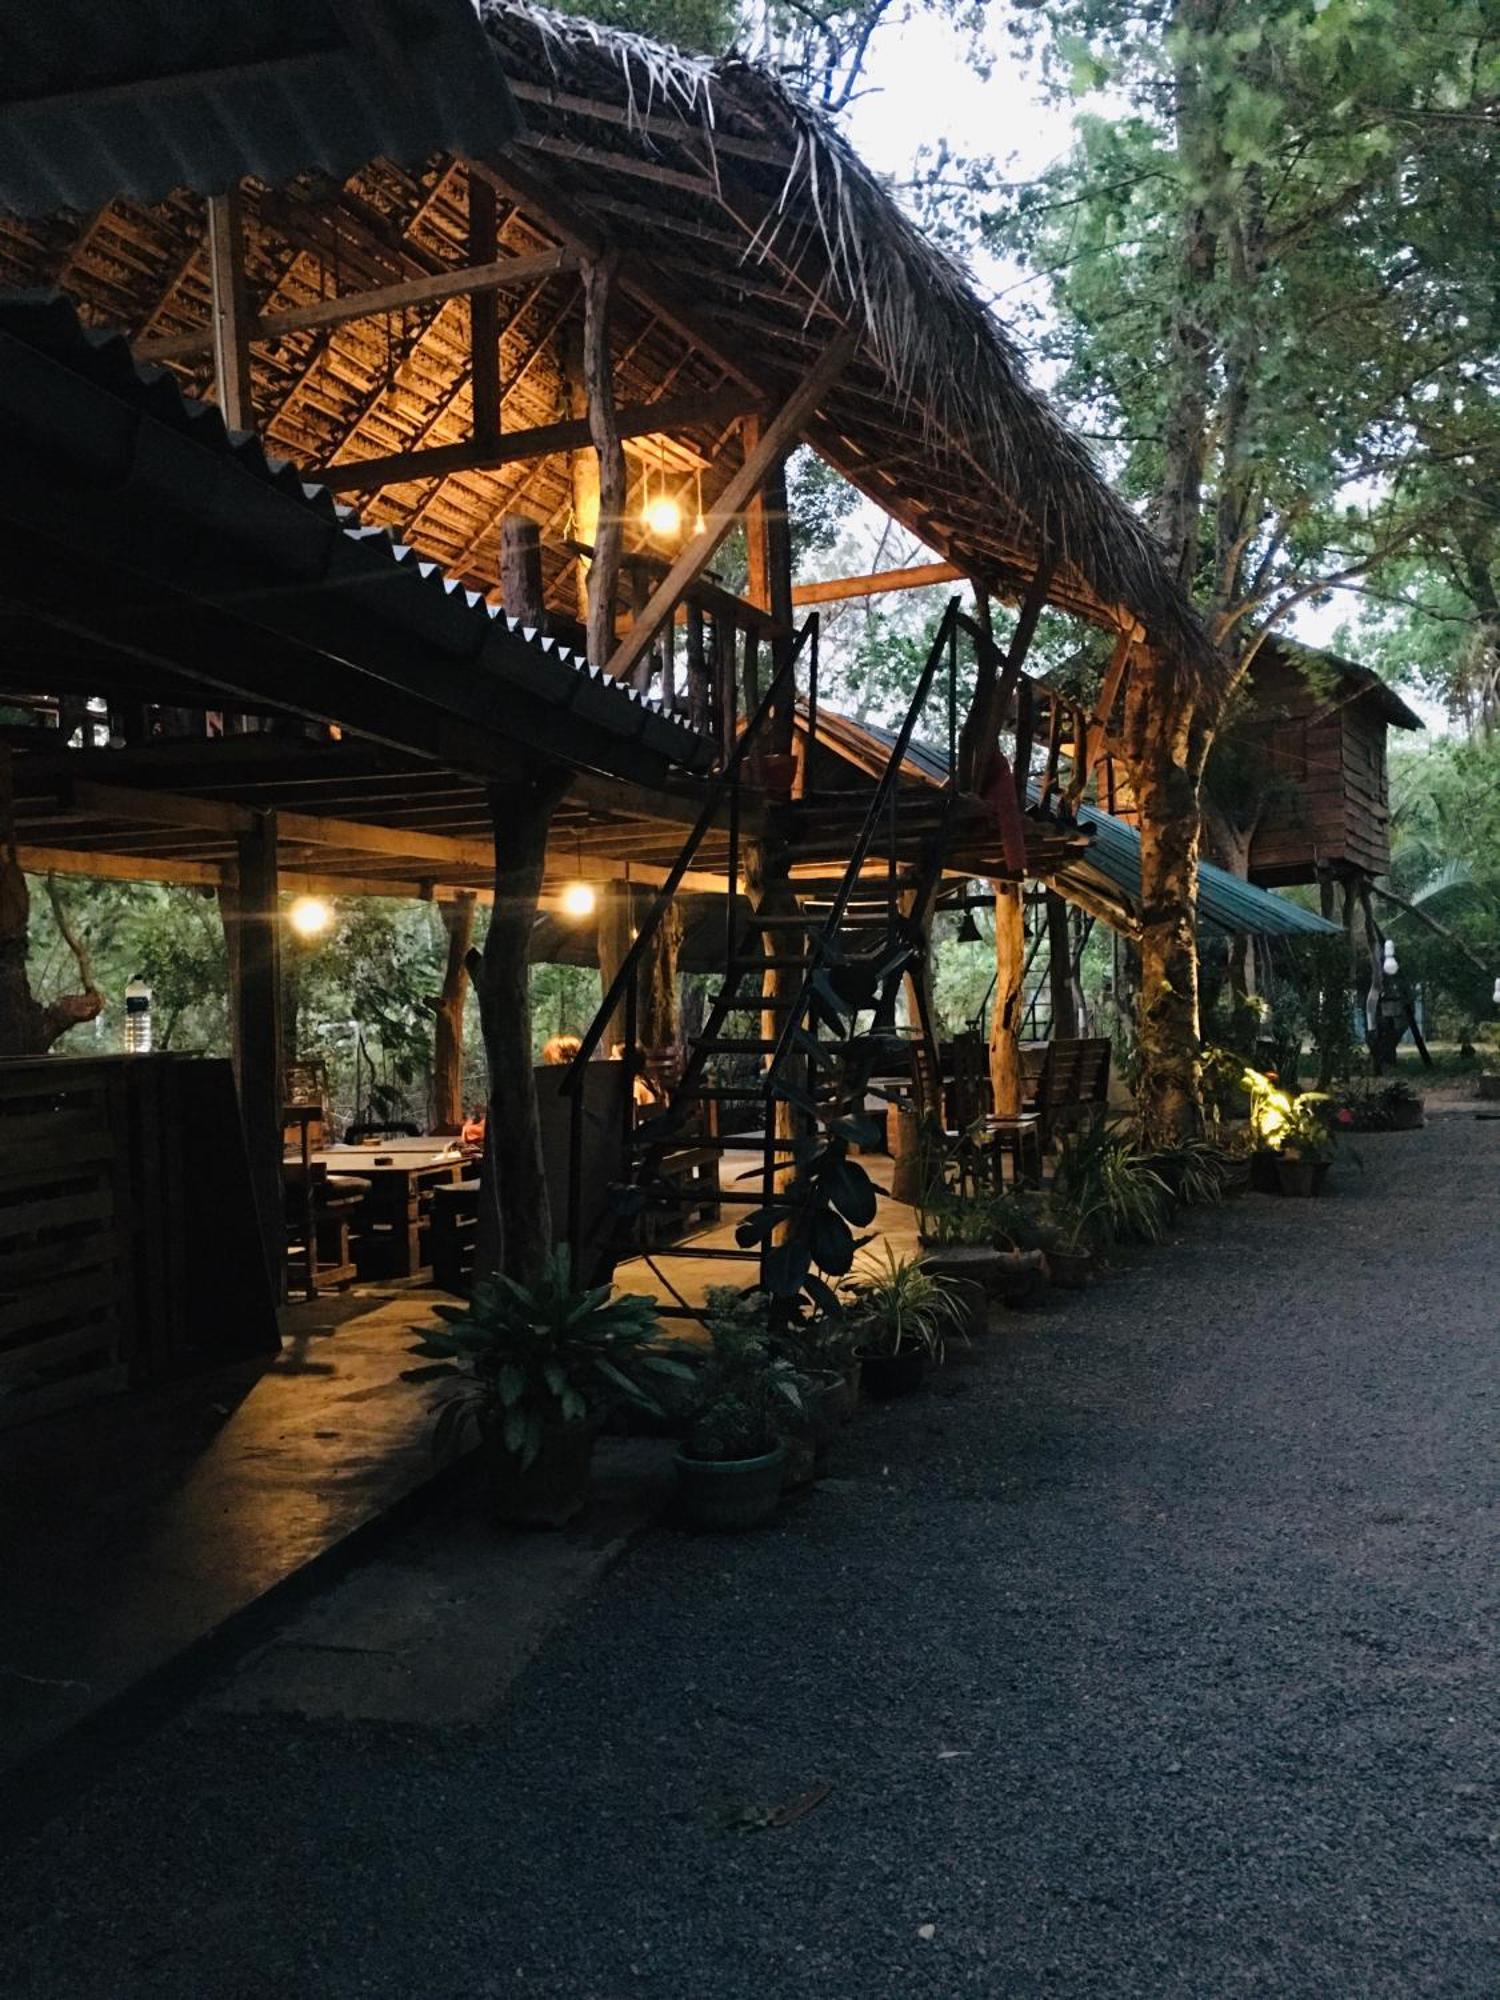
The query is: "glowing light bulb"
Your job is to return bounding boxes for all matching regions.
[288,895,332,938]
[645,494,682,539]
[560,881,597,919]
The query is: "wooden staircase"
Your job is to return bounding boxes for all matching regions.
[562,595,1096,1317]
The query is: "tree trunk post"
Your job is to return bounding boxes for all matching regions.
[1046,890,1078,1038]
[1123,659,1206,1138]
[499,515,545,627]
[227,812,285,1301]
[989,879,1025,1116]
[473,767,570,1286]
[433,891,476,1133]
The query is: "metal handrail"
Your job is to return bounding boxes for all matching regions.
[764,598,962,1078]
[561,616,819,1256]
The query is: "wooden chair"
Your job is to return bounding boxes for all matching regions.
[945,1030,1044,1189]
[1030,1036,1111,1153]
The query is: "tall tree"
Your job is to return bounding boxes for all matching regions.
[987,0,1500,1127]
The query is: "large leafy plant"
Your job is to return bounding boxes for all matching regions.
[407,1249,693,1467]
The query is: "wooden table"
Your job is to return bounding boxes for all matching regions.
[308,1141,470,1279]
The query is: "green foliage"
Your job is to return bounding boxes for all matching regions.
[1051,1120,1171,1250]
[839,1246,967,1362]
[406,1250,690,1468]
[988,0,1500,662]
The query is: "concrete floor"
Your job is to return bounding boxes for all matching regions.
[611,1145,923,1317]
[0,1283,448,1813]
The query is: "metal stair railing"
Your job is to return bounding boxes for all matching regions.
[560,615,819,1259]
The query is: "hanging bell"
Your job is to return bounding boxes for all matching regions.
[956,905,983,945]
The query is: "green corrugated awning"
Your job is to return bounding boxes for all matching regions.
[1057,801,1340,939]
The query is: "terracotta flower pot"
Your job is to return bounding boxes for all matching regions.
[675,1443,787,1531]
[483,1415,596,1528]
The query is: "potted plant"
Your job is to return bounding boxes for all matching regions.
[407,1250,690,1527]
[840,1246,968,1397]
[1273,1097,1335,1196]
[1042,1200,1098,1290]
[676,1297,804,1529]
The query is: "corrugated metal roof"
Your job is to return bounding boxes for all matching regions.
[1061,802,1339,939]
[0,291,713,781]
[0,0,518,215]
[844,711,1339,939]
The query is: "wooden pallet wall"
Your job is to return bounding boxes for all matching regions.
[0,1059,134,1427]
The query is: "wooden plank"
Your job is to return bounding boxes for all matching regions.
[315,383,758,491]
[791,562,962,606]
[206,189,254,433]
[0,1236,118,1292]
[135,248,580,362]
[0,1361,128,1430]
[605,332,857,687]
[0,1185,114,1239]
[15,846,224,888]
[0,1269,119,1345]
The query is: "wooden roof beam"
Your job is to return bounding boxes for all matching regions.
[792,562,963,606]
[315,382,759,492]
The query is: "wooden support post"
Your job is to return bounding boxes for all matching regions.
[206,188,254,433]
[594,879,632,1058]
[468,173,501,446]
[561,324,598,624]
[605,332,856,689]
[989,880,1025,1117]
[761,455,797,759]
[1046,890,1078,1038]
[433,892,477,1133]
[227,811,284,1301]
[582,255,627,670]
[499,515,545,626]
[472,769,570,1285]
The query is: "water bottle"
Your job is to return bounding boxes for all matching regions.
[124,976,152,1054]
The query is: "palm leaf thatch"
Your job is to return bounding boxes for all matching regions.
[482,2,1216,677]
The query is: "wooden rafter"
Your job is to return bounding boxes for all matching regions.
[316,382,757,492]
[205,189,253,432]
[133,244,578,364]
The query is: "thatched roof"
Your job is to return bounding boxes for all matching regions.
[0,1,1213,673]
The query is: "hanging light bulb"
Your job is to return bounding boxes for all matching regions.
[288,895,333,939]
[560,880,597,920]
[1382,940,1399,978]
[645,491,682,539]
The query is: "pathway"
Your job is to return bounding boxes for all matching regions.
[1,1112,1496,1997]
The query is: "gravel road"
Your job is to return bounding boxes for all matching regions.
[2,1112,1496,1998]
